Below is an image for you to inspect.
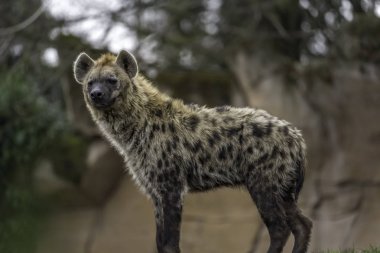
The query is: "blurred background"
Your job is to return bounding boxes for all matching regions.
[1,0,380,252]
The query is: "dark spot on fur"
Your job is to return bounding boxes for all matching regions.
[218,147,227,160]
[183,140,192,151]
[157,159,163,169]
[219,170,227,177]
[172,140,178,150]
[169,170,176,178]
[183,140,200,153]
[131,134,140,150]
[262,176,269,184]
[148,130,154,140]
[157,174,164,183]
[270,146,279,159]
[126,128,136,141]
[213,131,221,140]
[266,122,273,135]
[137,146,143,155]
[174,164,180,174]
[198,152,211,166]
[153,123,160,132]
[236,153,243,167]
[166,140,172,153]
[281,126,289,136]
[207,131,221,147]
[278,164,285,172]
[226,125,243,137]
[168,122,176,133]
[202,174,212,181]
[186,115,200,131]
[193,140,203,153]
[257,153,269,164]
[247,146,253,154]
[207,137,215,147]
[161,123,166,133]
[162,151,167,161]
[172,135,179,149]
[287,138,294,148]
[227,143,233,157]
[148,172,155,182]
[165,184,173,192]
[154,109,162,117]
[162,172,170,182]
[239,134,244,145]
[120,122,132,132]
[252,123,265,138]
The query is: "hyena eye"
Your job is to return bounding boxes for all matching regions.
[107,78,118,85]
[88,80,94,86]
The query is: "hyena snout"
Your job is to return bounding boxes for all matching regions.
[89,83,113,108]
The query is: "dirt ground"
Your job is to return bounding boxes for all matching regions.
[37,175,270,253]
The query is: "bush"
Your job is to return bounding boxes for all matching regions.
[0,66,65,253]
[0,66,62,189]
[0,184,47,253]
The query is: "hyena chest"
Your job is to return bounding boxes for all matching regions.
[126,159,153,195]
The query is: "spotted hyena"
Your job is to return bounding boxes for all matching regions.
[73,50,312,253]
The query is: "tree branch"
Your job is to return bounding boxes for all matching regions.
[0,3,46,36]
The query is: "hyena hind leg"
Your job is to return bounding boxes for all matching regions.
[247,186,291,253]
[285,202,312,253]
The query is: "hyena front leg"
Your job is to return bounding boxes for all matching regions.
[153,191,183,253]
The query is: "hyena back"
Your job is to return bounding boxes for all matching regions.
[73,50,312,253]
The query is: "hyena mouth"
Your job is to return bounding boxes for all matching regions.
[92,97,116,109]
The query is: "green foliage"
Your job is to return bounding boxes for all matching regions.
[0,67,62,185]
[0,184,48,253]
[49,132,89,185]
[123,0,380,74]
[338,14,380,63]
[0,65,87,252]
[0,66,62,252]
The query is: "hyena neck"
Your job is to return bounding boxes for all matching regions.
[90,74,188,152]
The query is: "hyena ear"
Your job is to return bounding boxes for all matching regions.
[73,52,95,84]
[115,50,138,78]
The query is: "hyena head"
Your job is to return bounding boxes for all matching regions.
[73,50,138,110]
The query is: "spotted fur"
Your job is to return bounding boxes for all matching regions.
[73,51,312,253]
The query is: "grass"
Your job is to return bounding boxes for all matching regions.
[318,246,380,253]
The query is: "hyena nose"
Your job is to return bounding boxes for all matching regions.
[90,89,104,100]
